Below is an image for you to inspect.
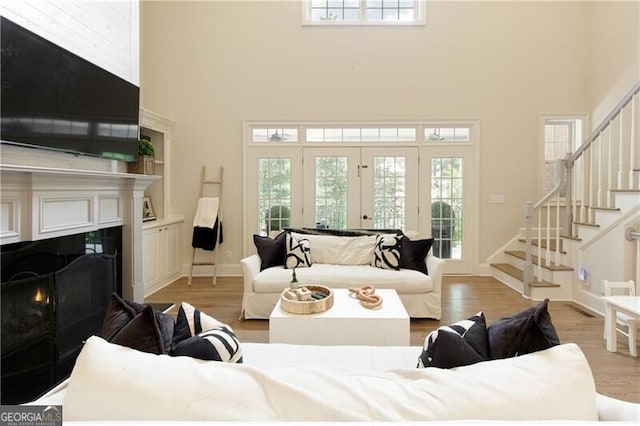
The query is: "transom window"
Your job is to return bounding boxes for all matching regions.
[252,128,298,143]
[307,127,416,142]
[248,123,472,144]
[425,127,470,142]
[304,0,425,25]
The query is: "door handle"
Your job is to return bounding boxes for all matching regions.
[362,215,370,220]
[357,164,368,177]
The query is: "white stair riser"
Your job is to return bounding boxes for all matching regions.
[613,192,640,211]
[492,269,524,294]
[530,285,573,300]
[514,244,571,266]
[505,255,573,284]
[592,209,625,230]
[573,225,598,242]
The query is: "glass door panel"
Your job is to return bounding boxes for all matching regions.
[430,157,463,259]
[244,147,301,253]
[420,146,476,274]
[361,147,419,232]
[303,148,361,229]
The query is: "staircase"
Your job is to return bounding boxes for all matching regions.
[491,80,640,301]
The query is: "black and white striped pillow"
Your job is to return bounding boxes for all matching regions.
[172,325,243,363]
[371,234,402,270]
[285,232,312,269]
[417,311,489,369]
[173,301,226,343]
[171,302,243,363]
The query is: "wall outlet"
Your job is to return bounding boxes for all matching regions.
[489,194,505,204]
[578,267,587,281]
[225,250,232,260]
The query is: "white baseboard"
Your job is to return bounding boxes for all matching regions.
[476,263,494,276]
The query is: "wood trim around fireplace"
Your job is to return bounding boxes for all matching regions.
[0,164,157,303]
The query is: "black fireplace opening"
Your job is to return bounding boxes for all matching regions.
[0,227,122,404]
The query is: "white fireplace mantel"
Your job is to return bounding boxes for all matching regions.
[0,163,158,303]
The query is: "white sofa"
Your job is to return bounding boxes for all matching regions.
[241,232,444,319]
[33,336,639,423]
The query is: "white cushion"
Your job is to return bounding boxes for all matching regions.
[291,233,376,265]
[253,263,432,294]
[64,337,598,421]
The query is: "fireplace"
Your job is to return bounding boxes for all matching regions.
[1,228,122,404]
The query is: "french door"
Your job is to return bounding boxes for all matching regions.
[302,147,419,232]
[419,145,477,274]
[245,122,478,274]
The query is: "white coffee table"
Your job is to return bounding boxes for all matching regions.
[269,288,410,346]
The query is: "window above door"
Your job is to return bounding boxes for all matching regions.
[302,0,426,26]
[246,121,474,146]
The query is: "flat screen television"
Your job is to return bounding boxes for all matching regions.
[1,17,139,162]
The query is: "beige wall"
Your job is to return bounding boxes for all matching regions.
[588,0,640,128]
[141,1,598,270]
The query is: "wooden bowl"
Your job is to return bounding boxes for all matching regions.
[280,285,334,315]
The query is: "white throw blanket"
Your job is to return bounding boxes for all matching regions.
[192,197,219,228]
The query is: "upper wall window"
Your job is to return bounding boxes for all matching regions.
[303,0,425,25]
[542,117,583,195]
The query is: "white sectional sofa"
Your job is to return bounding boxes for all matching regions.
[241,231,444,319]
[33,336,639,422]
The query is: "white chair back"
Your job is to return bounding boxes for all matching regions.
[603,280,636,297]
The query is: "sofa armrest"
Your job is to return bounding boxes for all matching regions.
[596,393,640,421]
[240,254,261,295]
[426,254,444,294]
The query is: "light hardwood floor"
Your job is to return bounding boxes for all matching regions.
[147,275,640,403]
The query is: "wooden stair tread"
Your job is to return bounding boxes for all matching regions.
[504,250,573,271]
[590,206,621,211]
[490,263,561,287]
[610,189,640,193]
[559,234,581,241]
[518,238,566,253]
[574,221,600,228]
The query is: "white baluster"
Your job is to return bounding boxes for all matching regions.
[607,121,615,207]
[630,94,639,190]
[537,212,542,283]
[597,134,604,207]
[555,191,560,266]
[618,110,625,190]
[588,147,596,223]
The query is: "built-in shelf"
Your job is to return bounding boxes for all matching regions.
[139,108,184,297]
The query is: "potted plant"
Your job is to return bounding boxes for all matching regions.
[129,138,156,175]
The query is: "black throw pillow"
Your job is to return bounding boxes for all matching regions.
[253,231,287,271]
[487,299,560,359]
[110,305,174,355]
[418,312,489,368]
[100,293,142,341]
[399,236,433,275]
